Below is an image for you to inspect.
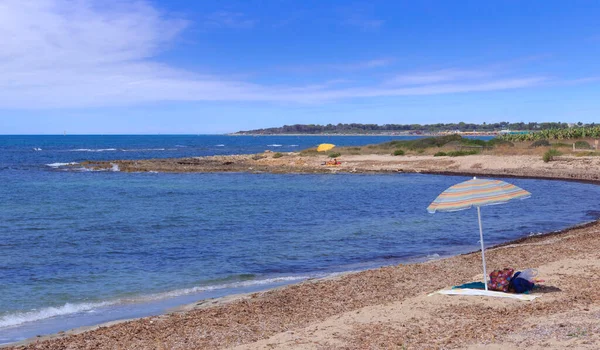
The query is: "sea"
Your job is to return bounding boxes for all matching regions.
[1,134,600,344]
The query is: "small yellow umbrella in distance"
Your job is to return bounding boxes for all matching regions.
[317,143,335,152]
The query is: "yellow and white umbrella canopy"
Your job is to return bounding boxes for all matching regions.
[317,143,335,152]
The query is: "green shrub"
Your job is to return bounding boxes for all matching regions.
[272,152,283,158]
[446,150,479,157]
[575,141,592,149]
[434,152,447,157]
[378,135,515,151]
[552,142,572,148]
[409,134,462,149]
[487,139,514,147]
[530,139,551,148]
[329,152,341,158]
[460,138,487,147]
[499,126,600,142]
[385,140,407,147]
[543,149,562,162]
[380,135,469,150]
[393,149,405,156]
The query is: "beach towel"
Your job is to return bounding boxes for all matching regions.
[452,281,531,294]
[429,288,538,301]
[452,282,486,290]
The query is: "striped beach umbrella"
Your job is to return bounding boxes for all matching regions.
[427,177,531,290]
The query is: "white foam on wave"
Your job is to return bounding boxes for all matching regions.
[70,148,117,152]
[121,148,166,152]
[290,145,299,147]
[127,274,322,304]
[0,301,112,329]
[0,274,326,329]
[110,163,120,172]
[46,162,78,168]
[267,144,282,147]
[215,144,225,147]
[72,167,93,172]
[33,148,42,151]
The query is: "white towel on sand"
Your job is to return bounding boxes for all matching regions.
[429,288,538,301]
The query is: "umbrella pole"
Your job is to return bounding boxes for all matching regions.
[477,206,488,290]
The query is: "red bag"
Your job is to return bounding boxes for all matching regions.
[488,268,514,292]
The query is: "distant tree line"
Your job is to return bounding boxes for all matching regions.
[235,122,598,135]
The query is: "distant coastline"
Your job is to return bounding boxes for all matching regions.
[232,121,600,137]
[229,131,501,137]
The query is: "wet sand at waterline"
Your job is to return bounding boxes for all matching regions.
[7,216,600,348]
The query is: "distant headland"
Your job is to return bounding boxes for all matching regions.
[233,121,598,136]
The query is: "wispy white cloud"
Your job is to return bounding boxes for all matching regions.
[265,77,546,102]
[276,58,394,74]
[203,11,257,29]
[386,69,491,85]
[557,77,600,85]
[334,58,393,70]
[0,0,557,109]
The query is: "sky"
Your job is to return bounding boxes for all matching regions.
[1,0,599,134]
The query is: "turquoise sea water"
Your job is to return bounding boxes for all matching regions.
[1,135,600,344]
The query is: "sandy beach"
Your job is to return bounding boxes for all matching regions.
[9,152,600,349]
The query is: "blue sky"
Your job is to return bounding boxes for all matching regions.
[1,0,599,134]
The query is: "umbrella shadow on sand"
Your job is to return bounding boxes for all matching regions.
[532,285,562,294]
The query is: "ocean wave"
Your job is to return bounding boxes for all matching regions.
[129,274,320,303]
[71,167,93,172]
[33,148,42,151]
[215,144,225,147]
[267,144,282,147]
[427,253,440,260]
[0,301,112,329]
[69,148,117,152]
[0,274,322,329]
[46,162,78,168]
[121,148,167,152]
[174,145,187,148]
[290,145,299,147]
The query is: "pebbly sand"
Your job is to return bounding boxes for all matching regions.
[8,154,600,349]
